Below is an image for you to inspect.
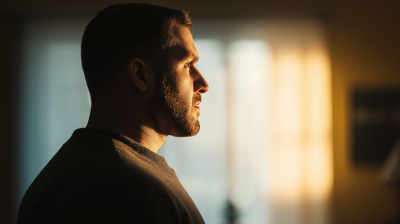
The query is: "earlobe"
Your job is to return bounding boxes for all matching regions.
[129,58,148,92]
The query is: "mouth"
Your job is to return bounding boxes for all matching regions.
[194,102,201,112]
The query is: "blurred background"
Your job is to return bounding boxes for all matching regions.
[1,0,400,224]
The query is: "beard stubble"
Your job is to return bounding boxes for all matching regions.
[150,72,201,137]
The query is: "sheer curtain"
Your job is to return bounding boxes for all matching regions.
[18,19,332,224]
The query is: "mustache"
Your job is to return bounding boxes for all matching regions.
[193,93,202,105]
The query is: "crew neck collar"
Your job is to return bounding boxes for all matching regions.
[71,128,166,163]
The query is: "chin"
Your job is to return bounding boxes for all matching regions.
[171,119,200,137]
[189,120,201,136]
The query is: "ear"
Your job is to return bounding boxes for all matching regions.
[128,58,151,92]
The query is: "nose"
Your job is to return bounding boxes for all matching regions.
[193,68,209,94]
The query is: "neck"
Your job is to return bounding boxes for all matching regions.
[86,102,167,153]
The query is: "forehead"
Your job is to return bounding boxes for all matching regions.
[167,25,198,61]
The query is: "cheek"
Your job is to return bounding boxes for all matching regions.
[182,77,193,96]
[173,69,193,100]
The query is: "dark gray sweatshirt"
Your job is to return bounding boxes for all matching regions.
[17,128,204,224]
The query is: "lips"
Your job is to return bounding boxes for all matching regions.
[194,104,201,114]
[193,94,201,106]
[193,94,201,112]
[194,103,200,113]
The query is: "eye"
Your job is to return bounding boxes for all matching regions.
[186,62,192,68]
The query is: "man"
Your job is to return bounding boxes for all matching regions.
[17,3,209,224]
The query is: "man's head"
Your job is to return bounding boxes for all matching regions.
[81,3,209,138]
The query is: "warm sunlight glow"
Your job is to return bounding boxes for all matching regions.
[272,50,305,202]
[227,34,332,224]
[269,47,332,204]
[304,49,332,201]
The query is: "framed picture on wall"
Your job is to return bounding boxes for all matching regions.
[351,87,400,165]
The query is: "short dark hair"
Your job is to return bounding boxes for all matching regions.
[81,3,192,96]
